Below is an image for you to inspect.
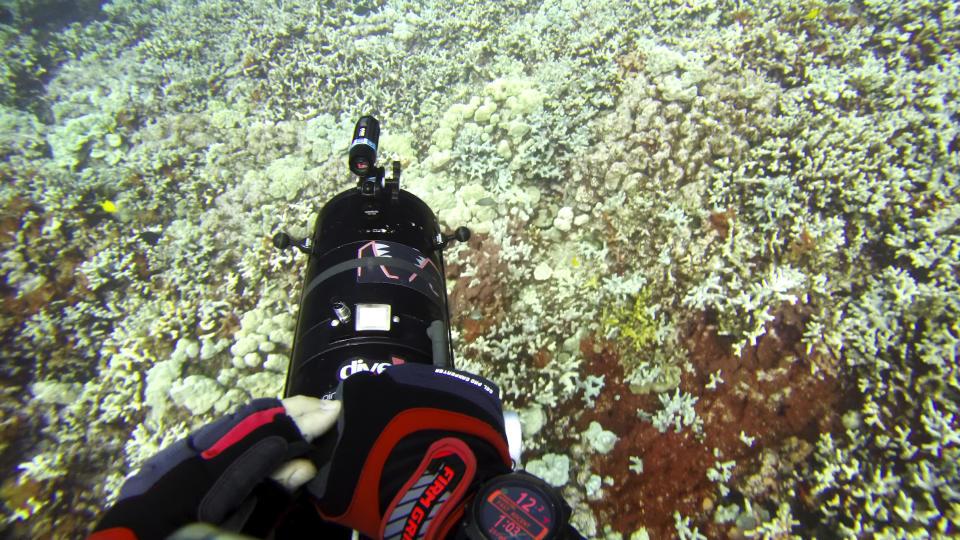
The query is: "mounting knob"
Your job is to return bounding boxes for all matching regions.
[437,226,471,249]
[272,232,311,254]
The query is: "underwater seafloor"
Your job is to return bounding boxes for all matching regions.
[1,0,958,537]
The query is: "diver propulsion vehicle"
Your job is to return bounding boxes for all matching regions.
[273,116,581,540]
[275,115,471,399]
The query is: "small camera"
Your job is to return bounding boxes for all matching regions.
[348,115,380,177]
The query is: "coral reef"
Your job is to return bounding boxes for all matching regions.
[0,0,958,538]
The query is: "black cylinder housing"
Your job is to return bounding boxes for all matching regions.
[284,186,450,399]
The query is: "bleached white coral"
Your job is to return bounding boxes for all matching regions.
[648,389,702,434]
[745,502,800,539]
[169,375,224,415]
[583,421,618,454]
[674,512,707,540]
[524,453,570,488]
[682,274,726,310]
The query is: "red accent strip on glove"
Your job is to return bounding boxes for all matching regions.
[201,406,286,459]
[86,527,139,540]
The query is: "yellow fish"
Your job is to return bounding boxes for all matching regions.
[805,7,819,20]
[100,200,118,213]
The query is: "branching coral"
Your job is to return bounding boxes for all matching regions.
[2,0,959,537]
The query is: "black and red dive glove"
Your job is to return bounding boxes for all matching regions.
[307,363,513,540]
[89,396,340,540]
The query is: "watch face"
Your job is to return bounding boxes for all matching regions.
[474,483,557,540]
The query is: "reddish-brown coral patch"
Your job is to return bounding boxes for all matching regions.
[446,232,510,342]
[578,307,844,538]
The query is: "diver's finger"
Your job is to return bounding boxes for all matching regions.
[269,458,318,491]
[281,395,341,441]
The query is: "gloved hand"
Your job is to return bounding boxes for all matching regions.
[308,364,513,540]
[89,396,341,540]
